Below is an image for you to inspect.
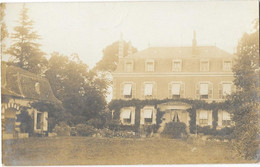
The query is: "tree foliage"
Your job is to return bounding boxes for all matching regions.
[94,40,137,72]
[45,52,109,125]
[231,20,259,159]
[7,4,47,74]
[1,3,9,53]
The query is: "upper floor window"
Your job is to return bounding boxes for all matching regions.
[123,83,132,99]
[171,83,181,99]
[145,60,155,72]
[200,60,209,71]
[223,60,232,71]
[144,83,153,97]
[125,60,133,72]
[222,83,232,96]
[172,60,182,72]
[200,83,209,99]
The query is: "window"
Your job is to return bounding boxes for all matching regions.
[172,60,182,71]
[200,60,209,71]
[121,109,131,124]
[123,83,132,98]
[200,83,209,99]
[125,61,133,72]
[223,61,232,71]
[145,60,154,72]
[171,83,181,99]
[144,109,153,124]
[35,82,40,94]
[222,83,231,96]
[199,110,208,125]
[144,83,153,97]
[37,113,42,129]
[222,111,231,126]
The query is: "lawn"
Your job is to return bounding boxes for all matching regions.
[2,136,254,165]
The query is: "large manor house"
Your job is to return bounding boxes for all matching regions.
[112,32,235,131]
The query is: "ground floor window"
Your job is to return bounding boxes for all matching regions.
[144,109,153,124]
[121,109,132,124]
[37,113,42,129]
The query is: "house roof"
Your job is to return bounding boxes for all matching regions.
[125,46,234,59]
[1,62,61,103]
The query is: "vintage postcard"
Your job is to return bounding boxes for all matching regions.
[1,0,259,165]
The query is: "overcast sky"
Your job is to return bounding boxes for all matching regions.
[3,1,258,69]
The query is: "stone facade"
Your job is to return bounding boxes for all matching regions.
[114,34,235,131]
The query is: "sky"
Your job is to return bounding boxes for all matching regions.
[2,1,259,69]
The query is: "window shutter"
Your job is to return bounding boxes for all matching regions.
[140,109,144,125]
[180,82,185,98]
[218,83,223,99]
[112,79,117,99]
[120,109,123,123]
[168,82,172,99]
[132,83,136,98]
[153,82,157,99]
[208,82,213,99]
[141,83,145,99]
[42,112,48,131]
[196,110,200,125]
[218,110,223,126]
[208,110,213,126]
[152,108,157,124]
[131,108,135,125]
[195,83,200,99]
[120,83,124,99]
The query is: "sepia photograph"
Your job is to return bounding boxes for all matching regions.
[1,0,259,165]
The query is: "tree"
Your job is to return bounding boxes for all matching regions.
[7,4,47,74]
[45,52,109,125]
[1,3,9,54]
[94,40,137,72]
[231,19,259,159]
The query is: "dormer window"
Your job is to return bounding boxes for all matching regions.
[200,60,209,71]
[172,60,182,72]
[223,60,232,71]
[125,60,133,72]
[145,60,155,72]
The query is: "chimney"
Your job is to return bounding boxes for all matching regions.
[192,30,197,55]
[118,32,124,58]
[127,40,132,56]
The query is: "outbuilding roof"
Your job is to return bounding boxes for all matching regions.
[1,62,61,103]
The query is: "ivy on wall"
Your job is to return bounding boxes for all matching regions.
[109,98,232,134]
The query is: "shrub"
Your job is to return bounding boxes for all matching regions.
[162,122,187,139]
[53,122,71,136]
[75,124,96,136]
[197,126,234,136]
[87,118,105,129]
[105,119,121,131]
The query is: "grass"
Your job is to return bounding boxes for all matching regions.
[2,136,254,165]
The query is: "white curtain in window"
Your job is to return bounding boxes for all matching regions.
[224,61,231,70]
[122,109,131,118]
[199,110,208,119]
[200,83,208,95]
[222,111,231,120]
[223,83,231,95]
[172,83,181,95]
[144,109,153,118]
[144,83,153,96]
[123,84,132,95]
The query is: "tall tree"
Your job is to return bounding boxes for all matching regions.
[1,3,9,54]
[45,52,108,125]
[7,4,47,74]
[231,20,259,159]
[94,40,137,72]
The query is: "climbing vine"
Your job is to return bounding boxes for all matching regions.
[109,98,232,133]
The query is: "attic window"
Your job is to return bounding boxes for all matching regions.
[223,60,232,71]
[35,82,40,94]
[125,60,133,72]
[172,60,182,72]
[200,60,209,71]
[145,60,155,72]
